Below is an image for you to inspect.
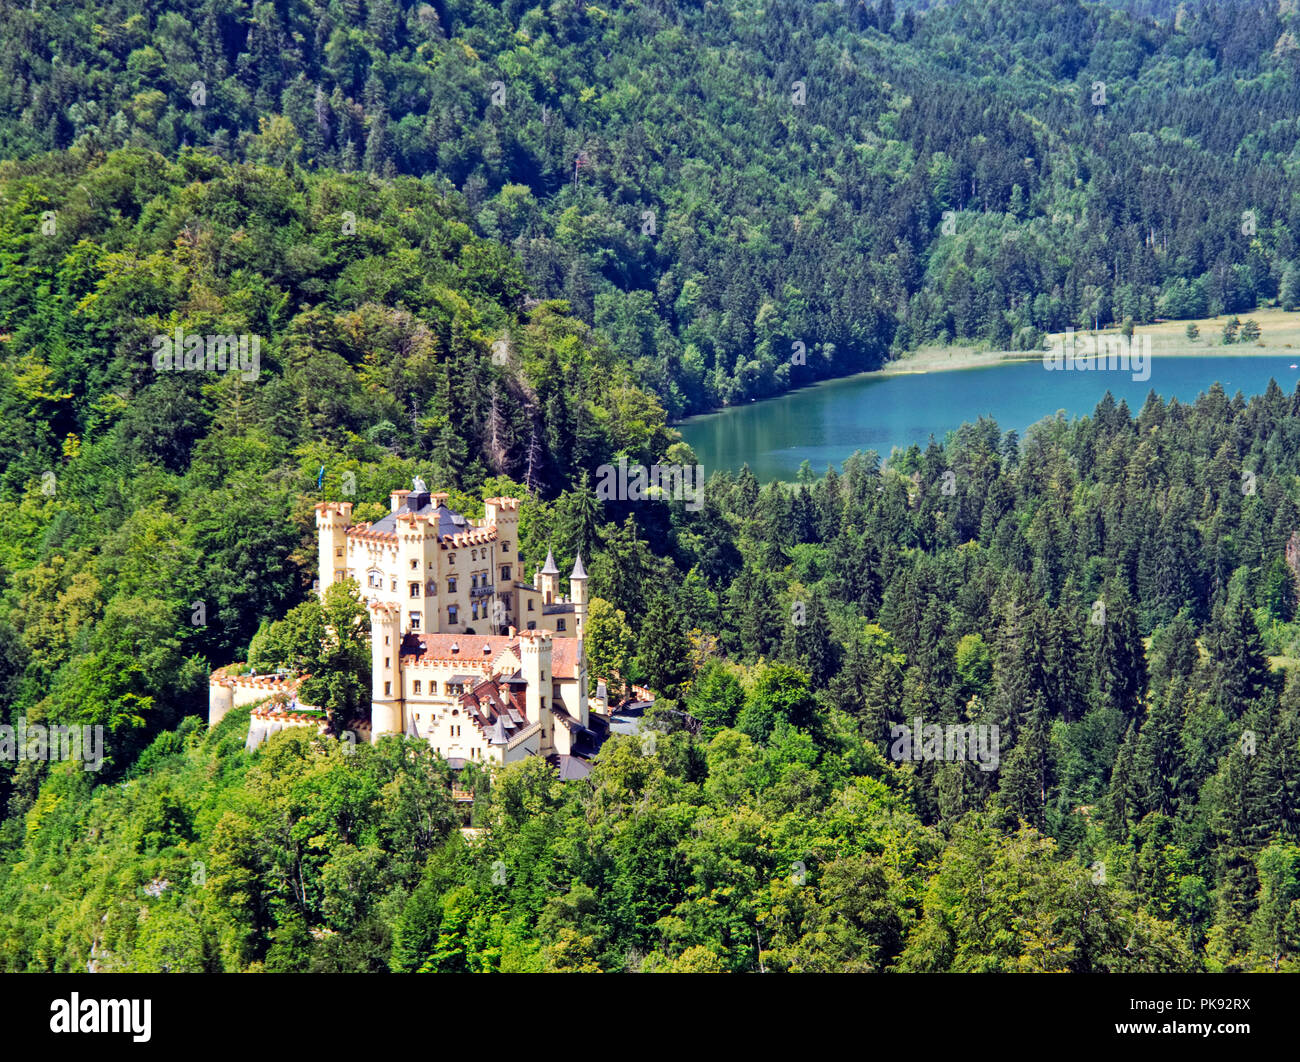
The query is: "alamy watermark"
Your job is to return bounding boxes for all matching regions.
[889,718,1000,772]
[595,457,704,512]
[151,329,261,381]
[1044,330,1150,382]
[0,717,104,772]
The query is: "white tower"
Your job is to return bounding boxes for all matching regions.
[370,602,403,740]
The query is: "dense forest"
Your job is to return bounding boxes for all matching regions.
[2,0,1300,974]
[6,375,1300,971]
[0,0,1296,413]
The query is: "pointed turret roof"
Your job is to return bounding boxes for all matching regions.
[540,549,559,575]
[570,552,587,579]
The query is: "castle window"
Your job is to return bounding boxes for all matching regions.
[368,570,382,587]
[472,602,479,621]
[472,574,478,589]
[501,566,511,581]
[410,612,421,631]
[449,605,458,624]
[384,657,390,669]
[557,619,566,631]
[472,549,478,561]
[527,600,534,612]
[410,582,421,598]
[413,681,422,695]
[384,681,391,696]
[448,553,455,564]
[336,547,343,557]
[527,621,536,630]
[390,579,397,591]
[448,577,457,593]
[411,560,418,570]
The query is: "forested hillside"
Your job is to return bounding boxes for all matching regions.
[0,0,1295,413]
[6,381,1300,971]
[2,0,1300,978]
[0,145,668,794]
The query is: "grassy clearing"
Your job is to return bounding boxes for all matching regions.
[885,309,1300,376]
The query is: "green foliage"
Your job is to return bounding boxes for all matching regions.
[0,0,1290,415]
[250,580,370,733]
[1,0,1299,975]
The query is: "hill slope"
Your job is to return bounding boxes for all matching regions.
[0,0,1295,412]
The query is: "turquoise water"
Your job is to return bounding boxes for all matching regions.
[677,356,1300,481]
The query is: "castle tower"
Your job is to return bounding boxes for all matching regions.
[484,497,521,630]
[570,553,588,642]
[538,549,560,605]
[570,553,589,724]
[209,680,234,728]
[370,602,403,741]
[520,629,554,753]
[397,505,434,633]
[315,501,354,600]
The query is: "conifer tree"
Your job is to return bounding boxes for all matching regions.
[1094,579,1147,722]
[998,702,1051,831]
[1135,677,1186,817]
[1208,592,1272,718]
[635,593,692,700]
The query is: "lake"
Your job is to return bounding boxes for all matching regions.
[676,356,1300,482]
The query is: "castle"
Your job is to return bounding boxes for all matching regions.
[210,479,606,777]
[315,478,587,641]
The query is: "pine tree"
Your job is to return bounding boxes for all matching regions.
[635,592,692,699]
[1106,722,1141,836]
[1147,610,1200,693]
[1135,677,1187,816]
[997,702,1051,830]
[1094,579,1147,722]
[553,470,601,562]
[1208,593,1272,718]
[728,565,781,661]
[734,464,759,519]
[1280,262,1300,312]
[780,591,837,690]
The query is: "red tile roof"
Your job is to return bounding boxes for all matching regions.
[398,632,581,679]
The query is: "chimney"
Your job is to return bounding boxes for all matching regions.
[390,488,410,513]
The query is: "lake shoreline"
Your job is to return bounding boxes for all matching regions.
[679,352,1300,481]
[675,309,1300,426]
[880,345,1297,377]
[675,345,1294,426]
